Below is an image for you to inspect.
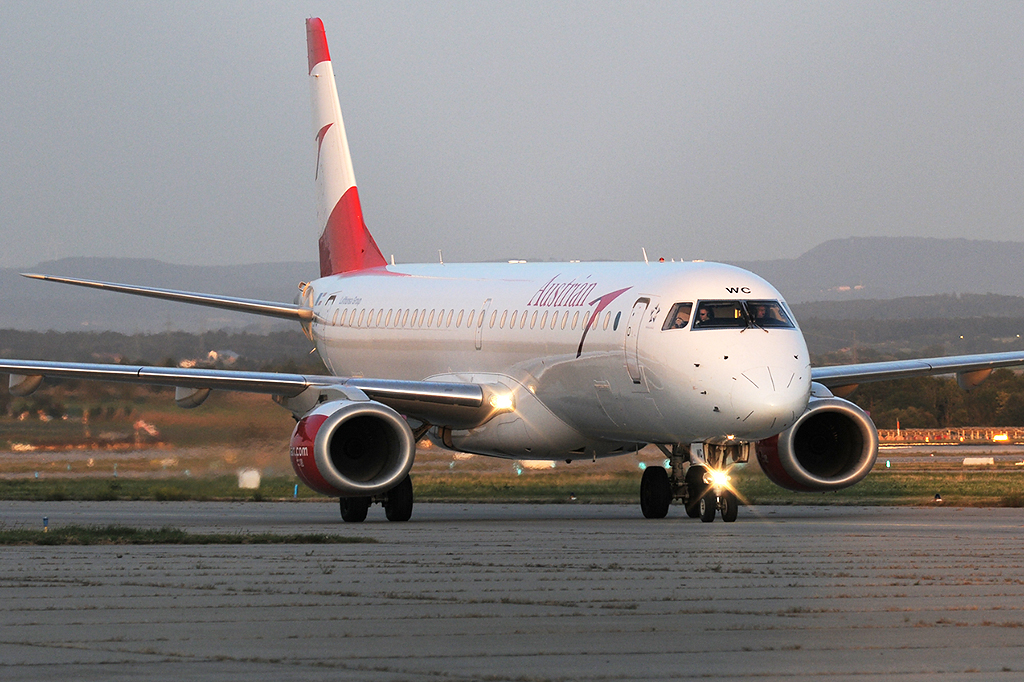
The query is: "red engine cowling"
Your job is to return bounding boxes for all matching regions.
[756,397,878,492]
[289,400,415,497]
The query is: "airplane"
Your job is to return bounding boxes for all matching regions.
[4,17,1024,523]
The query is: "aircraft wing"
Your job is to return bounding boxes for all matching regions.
[0,359,500,429]
[21,273,312,322]
[812,350,1024,389]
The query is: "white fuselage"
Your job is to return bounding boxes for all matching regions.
[307,261,812,459]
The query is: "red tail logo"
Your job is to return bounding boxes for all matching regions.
[307,18,388,277]
[318,186,387,277]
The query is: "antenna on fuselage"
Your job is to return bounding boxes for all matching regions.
[641,247,649,265]
[390,254,395,265]
[438,249,444,265]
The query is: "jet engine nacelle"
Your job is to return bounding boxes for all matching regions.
[756,396,878,492]
[289,399,415,497]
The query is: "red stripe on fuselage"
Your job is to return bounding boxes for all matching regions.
[319,186,388,277]
[576,286,631,357]
[306,18,331,74]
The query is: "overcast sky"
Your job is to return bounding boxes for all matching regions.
[2,1,1022,268]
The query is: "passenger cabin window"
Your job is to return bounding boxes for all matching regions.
[692,300,795,330]
[662,302,693,330]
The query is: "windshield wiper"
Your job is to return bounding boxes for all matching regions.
[740,308,769,333]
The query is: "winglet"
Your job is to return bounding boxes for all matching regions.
[306,17,387,277]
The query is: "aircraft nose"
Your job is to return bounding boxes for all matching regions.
[730,363,810,438]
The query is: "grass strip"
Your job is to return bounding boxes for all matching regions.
[731,468,1024,507]
[0,524,377,546]
[0,476,325,502]
[1,467,1023,506]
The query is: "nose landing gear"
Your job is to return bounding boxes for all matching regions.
[698,487,738,523]
[639,441,745,522]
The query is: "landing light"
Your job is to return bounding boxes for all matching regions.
[703,469,731,489]
[489,393,515,412]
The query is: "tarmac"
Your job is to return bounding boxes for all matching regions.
[2,501,1024,681]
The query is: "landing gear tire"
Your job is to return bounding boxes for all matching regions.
[640,466,672,519]
[721,490,738,523]
[340,496,370,523]
[699,492,717,523]
[684,466,707,519]
[384,475,414,522]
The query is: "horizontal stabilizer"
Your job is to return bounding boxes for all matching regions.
[21,273,312,322]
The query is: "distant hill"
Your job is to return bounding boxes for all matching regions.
[790,293,1024,321]
[3,236,1024,331]
[732,237,1024,303]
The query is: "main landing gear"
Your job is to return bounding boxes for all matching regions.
[339,474,414,523]
[639,442,746,522]
[640,466,672,518]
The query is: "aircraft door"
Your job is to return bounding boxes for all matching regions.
[475,298,491,350]
[298,282,316,340]
[624,298,649,384]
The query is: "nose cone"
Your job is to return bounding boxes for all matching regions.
[730,360,811,439]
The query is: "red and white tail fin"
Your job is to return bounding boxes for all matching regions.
[306,18,387,277]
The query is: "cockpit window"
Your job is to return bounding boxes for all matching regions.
[745,299,794,328]
[662,302,693,330]
[692,300,795,330]
[693,301,747,328]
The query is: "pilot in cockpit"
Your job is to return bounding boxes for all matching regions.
[663,302,695,330]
